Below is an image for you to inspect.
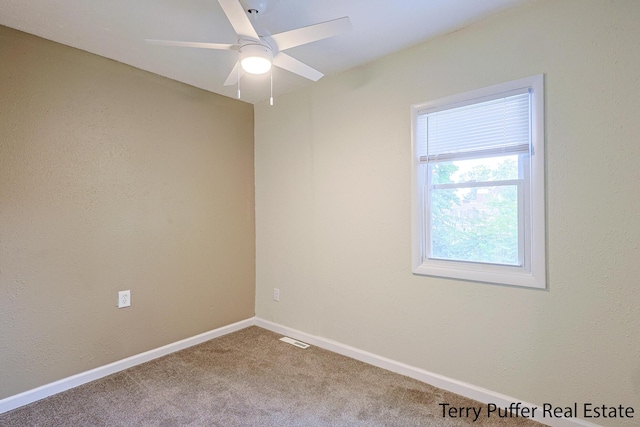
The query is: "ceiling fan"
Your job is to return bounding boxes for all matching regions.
[146,0,351,103]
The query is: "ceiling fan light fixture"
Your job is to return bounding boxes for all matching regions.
[240,43,272,74]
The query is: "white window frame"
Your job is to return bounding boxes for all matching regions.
[411,75,546,289]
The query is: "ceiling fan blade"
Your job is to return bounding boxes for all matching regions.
[224,62,241,86]
[273,52,323,81]
[270,17,351,51]
[217,0,260,40]
[145,39,237,50]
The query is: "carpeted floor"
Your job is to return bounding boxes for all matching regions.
[0,326,542,426]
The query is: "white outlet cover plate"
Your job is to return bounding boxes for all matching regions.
[118,290,131,308]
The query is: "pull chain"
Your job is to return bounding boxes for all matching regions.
[270,68,274,106]
[236,60,241,99]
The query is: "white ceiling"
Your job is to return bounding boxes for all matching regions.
[0,0,535,104]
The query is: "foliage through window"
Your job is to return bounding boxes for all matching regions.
[411,76,546,288]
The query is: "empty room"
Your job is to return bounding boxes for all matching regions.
[0,0,638,426]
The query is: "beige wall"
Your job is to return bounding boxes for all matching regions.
[0,25,255,399]
[255,1,640,426]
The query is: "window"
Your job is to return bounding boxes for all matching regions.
[411,75,545,288]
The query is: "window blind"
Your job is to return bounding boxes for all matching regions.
[417,91,531,162]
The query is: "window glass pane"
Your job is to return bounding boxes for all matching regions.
[430,184,519,265]
[432,155,519,185]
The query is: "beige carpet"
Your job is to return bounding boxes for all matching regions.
[0,326,541,426]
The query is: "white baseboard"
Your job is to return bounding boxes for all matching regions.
[1,316,602,427]
[0,317,254,414]
[254,318,601,427]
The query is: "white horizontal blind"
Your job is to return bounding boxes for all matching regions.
[417,90,531,162]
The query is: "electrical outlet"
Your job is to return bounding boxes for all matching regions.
[118,290,131,308]
[273,288,280,302]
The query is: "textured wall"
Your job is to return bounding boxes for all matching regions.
[254,1,640,426]
[0,25,255,399]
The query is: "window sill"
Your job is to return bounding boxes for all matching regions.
[412,260,545,289]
